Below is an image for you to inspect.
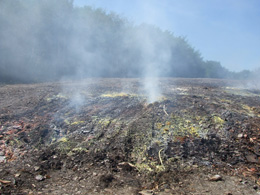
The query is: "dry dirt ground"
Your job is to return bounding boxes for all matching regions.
[1,78,260,194]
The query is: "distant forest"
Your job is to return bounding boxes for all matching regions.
[0,0,255,83]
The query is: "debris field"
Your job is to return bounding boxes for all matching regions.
[0,78,260,194]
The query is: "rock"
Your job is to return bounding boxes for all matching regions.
[138,190,154,195]
[35,175,44,181]
[246,154,259,163]
[104,188,113,193]
[164,189,171,193]
[209,175,222,181]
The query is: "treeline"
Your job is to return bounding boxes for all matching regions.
[0,0,253,83]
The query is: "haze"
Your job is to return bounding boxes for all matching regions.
[74,0,260,72]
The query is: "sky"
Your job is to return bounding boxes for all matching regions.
[73,0,260,72]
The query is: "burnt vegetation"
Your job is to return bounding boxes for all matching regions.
[0,0,254,84]
[1,79,260,194]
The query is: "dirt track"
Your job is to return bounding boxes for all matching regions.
[1,78,260,194]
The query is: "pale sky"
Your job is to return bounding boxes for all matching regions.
[73,0,260,72]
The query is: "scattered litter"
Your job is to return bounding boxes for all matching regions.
[209,175,222,181]
[238,134,243,138]
[0,179,11,184]
[138,190,154,195]
[35,175,44,181]
[34,166,40,171]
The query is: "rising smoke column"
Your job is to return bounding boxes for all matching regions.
[132,0,172,103]
[134,24,171,103]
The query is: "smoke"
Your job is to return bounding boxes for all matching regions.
[84,2,170,103]
[133,24,171,102]
[245,68,260,90]
[0,0,204,103]
[0,0,75,82]
[132,1,172,102]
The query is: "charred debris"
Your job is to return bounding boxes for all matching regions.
[1,78,260,193]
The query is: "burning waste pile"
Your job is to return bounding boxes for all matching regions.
[1,78,260,194]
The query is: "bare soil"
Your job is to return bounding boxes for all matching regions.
[1,78,260,194]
